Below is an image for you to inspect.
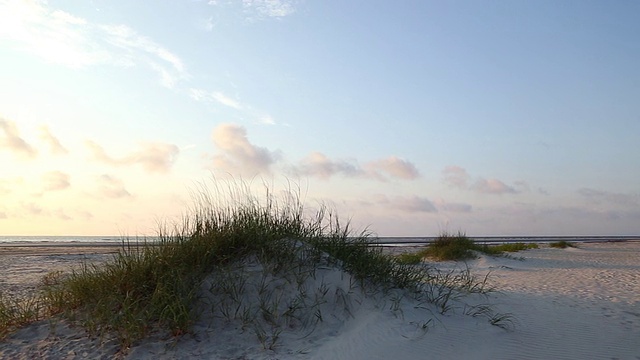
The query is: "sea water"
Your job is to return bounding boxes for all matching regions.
[1,235,637,245]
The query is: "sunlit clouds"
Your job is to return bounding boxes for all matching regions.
[41,171,70,191]
[443,166,519,195]
[97,174,132,199]
[211,123,279,175]
[471,178,517,195]
[0,118,37,159]
[296,152,361,179]
[39,125,68,155]
[86,141,179,174]
[0,1,187,87]
[294,153,420,181]
[442,166,470,188]
[365,157,420,180]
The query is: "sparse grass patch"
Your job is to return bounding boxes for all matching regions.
[0,293,46,339]
[396,250,429,265]
[477,242,539,255]
[549,240,576,249]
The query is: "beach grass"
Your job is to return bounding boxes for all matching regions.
[397,234,539,264]
[549,240,576,248]
[0,180,511,348]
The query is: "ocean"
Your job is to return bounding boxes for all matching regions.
[1,235,638,245]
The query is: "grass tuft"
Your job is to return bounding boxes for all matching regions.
[549,240,576,249]
[398,234,539,263]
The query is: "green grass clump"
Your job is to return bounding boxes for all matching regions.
[421,232,478,261]
[399,236,539,263]
[396,250,429,265]
[549,240,576,248]
[477,242,539,255]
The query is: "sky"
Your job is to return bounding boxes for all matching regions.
[0,0,639,237]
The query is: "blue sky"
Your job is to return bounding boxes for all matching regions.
[0,0,638,236]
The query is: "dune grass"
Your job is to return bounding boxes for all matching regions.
[397,233,539,264]
[0,180,513,348]
[549,240,577,249]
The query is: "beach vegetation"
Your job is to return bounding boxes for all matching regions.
[0,179,512,350]
[397,235,539,263]
[549,240,576,249]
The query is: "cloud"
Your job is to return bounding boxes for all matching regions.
[86,141,179,173]
[578,188,639,208]
[211,123,279,175]
[39,125,68,155]
[259,115,276,125]
[211,91,242,110]
[365,157,420,180]
[392,196,438,213]
[0,177,23,195]
[374,195,437,213]
[23,202,43,216]
[294,153,420,181]
[433,199,473,213]
[243,0,296,18]
[442,166,470,188]
[297,152,363,179]
[98,174,132,199]
[0,118,37,159]
[443,166,519,195]
[0,1,187,87]
[471,178,517,194]
[42,171,70,191]
[189,88,278,125]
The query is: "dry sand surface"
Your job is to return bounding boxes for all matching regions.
[1,241,639,359]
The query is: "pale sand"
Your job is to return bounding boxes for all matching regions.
[1,242,639,359]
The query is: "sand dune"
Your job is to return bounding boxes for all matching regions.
[1,242,638,359]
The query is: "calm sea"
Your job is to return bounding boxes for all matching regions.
[0,235,638,245]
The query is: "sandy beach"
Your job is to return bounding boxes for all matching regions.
[1,241,639,359]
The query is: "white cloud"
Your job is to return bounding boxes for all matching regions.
[242,0,297,18]
[39,125,68,155]
[374,194,437,213]
[392,196,437,213]
[443,166,519,195]
[365,156,420,180]
[42,171,70,191]
[297,152,362,179]
[471,178,517,195]
[97,174,132,199]
[190,88,278,125]
[294,153,420,181]
[578,188,640,208]
[259,115,276,125]
[86,140,180,173]
[211,91,242,110]
[211,123,279,175]
[442,166,470,188]
[0,1,187,87]
[0,118,37,159]
[433,199,473,213]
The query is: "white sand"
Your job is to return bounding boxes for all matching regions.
[1,242,639,359]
